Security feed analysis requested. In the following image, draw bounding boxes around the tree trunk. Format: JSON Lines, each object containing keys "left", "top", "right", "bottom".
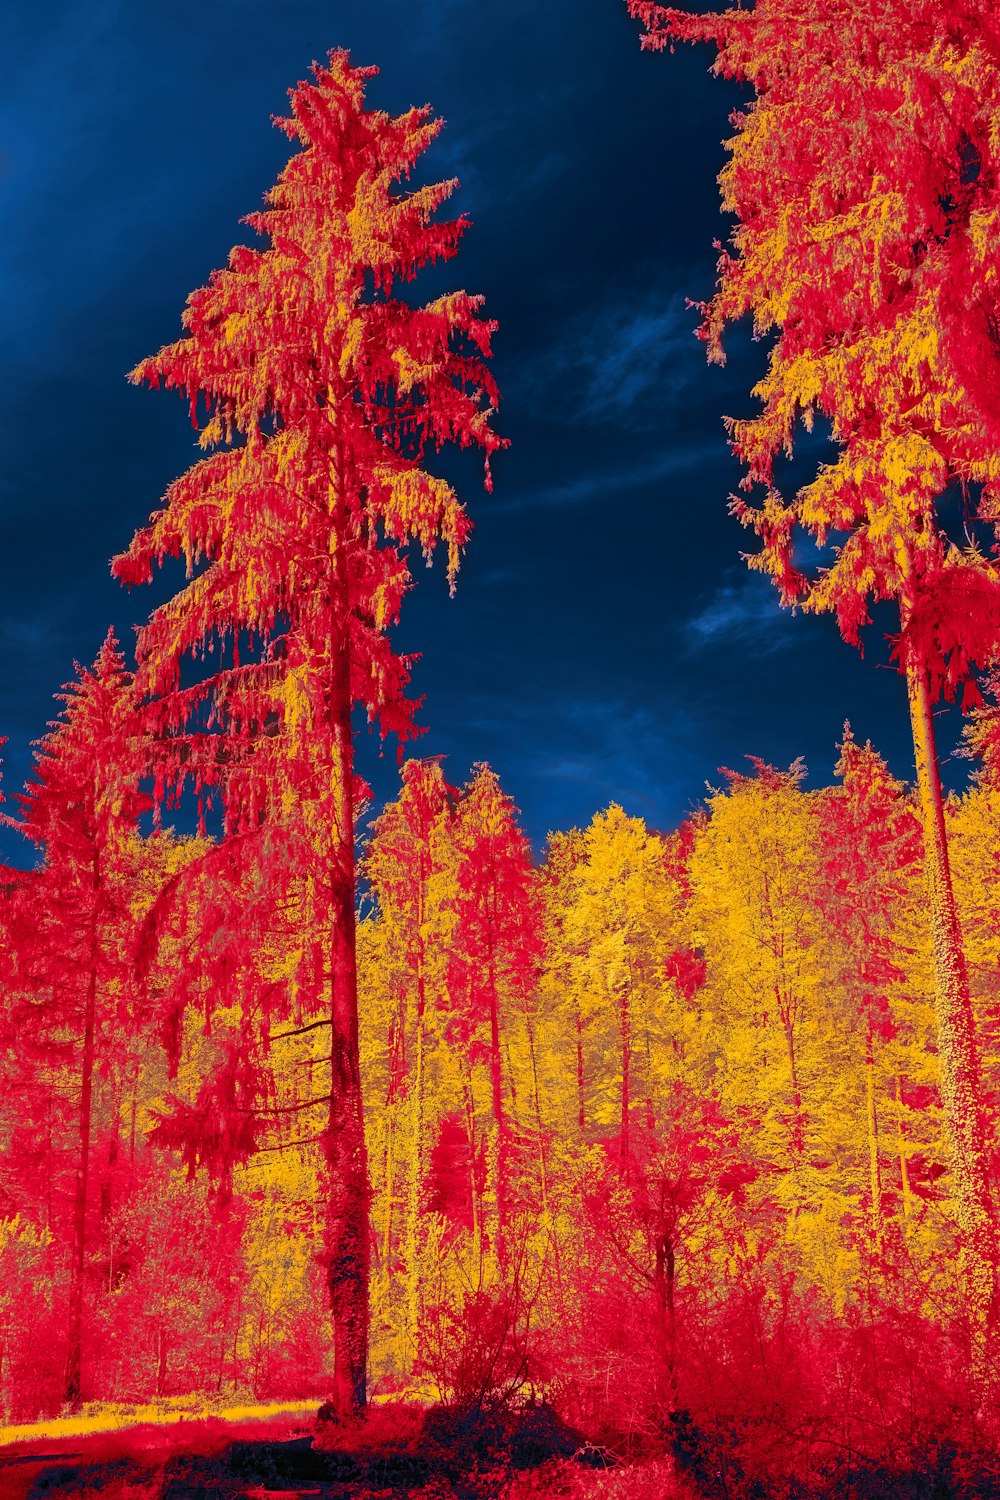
{"left": 323, "top": 616, "right": 369, "bottom": 1419}
{"left": 65, "top": 901, "right": 98, "bottom": 1411}
{"left": 653, "top": 1234, "right": 678, "bottom": 1416}
{"left": 903, "top": 630, "right": 997, "bottom": 1346}
{"left": 575, "top": 995, "right": 586, "bottom": 1138}
{"left": 895, "top": 1075, "right": 913, "bottom": 1234}
{"left": 100, "top": 1086, "right": 121, "bottom": 1227}
{"left": 404, "top": 949, "right": 427, "bottom": 1365}
{"left": 620, "top": 986, "right": 631, "bottom": 1168}
{"left": 780, "top": 1005, "right": 805, "bottom": 1158}
{"left": 464, "top": 1071, "right": 483, "bottom": 1276}
{"left": 129, "top": 1066, "right": 138, "bottom": 1165}
{"left": 865, "top": 1023, "right": 883, "bottom": 1255}
{"left": 525, "top": 1011, "right": 549, "bottom": 1217}
{"left": 380, "top": 996, "right": 404, "bottom": 1324}
{"left": 525, "top": 1009, "right": 561, "bottom": 1288}
{"left": 644, "top": 1022, "right": 656, "bottom": 1133}
{"left": 485, "top": 945, "right": 508, "bottom": 1266}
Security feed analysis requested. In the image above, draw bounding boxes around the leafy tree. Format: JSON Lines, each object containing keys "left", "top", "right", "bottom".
{"left": 539, "top": 829, "right": 589, "bottom": 1141}
{"left": 113, "top": 51, "right": 501, "bottom": 1415}
{"left": 364, "top": 758, "right": 456, "bottom": 1368}
{"left": 689, "top": 763, "right": 825, "bottom": 1196}
{"left": 563, "top": 806, "right": 675, "bottom": 1168}
{"left": 632, "top": 0, "right": 1000, "bottom": 1341}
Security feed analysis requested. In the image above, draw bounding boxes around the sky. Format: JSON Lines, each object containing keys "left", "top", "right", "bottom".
{"left": 0, "top": 0, "right": 973, "bottom": 864}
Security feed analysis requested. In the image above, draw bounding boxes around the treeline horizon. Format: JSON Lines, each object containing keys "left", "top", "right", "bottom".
{"left": 4, "top": 709, "right": 1000, "bottom": 1449}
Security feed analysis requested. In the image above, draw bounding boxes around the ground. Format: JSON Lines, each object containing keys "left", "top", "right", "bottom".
{"left": 0, "top": 1400, "right": 670, "bottom": 1500}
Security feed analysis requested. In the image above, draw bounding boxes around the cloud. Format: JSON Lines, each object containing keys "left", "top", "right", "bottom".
{"left": 448, "top": 689, "right": 708, "bottom": 838}
{"left": 685, "top": 573, "right": 792, "bottom": 652}
{"left": 494, "top": 437, "right": 722, "bottom": 514}
{"left": 521, "top": 290, "right": 700, "bottom": 432}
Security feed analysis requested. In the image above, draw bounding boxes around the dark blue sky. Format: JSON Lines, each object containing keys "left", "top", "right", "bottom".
{"left": 0, "top": 0, "right": 969, "bottom": 864}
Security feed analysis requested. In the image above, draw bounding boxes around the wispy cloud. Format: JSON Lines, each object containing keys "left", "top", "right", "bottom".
{"left": 685, "top": 573, "right": 792, "bottom": 653}
{"left": 493, "top": 437, "right": 722, "bottom": 513}
{"left": 451, "top": 690, "right": 708, "bottom": 837}
{"left": 520, "top": 290, "right": 699, "bottom": 432}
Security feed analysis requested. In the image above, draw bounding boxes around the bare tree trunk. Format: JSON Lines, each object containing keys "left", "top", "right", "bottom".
{"left": 129, "top": 1065, "right": 138, "bottom": 1165}
{"left": 228, "top": 1293, "right": 243, "bottom": 1396}
{"left": 381, "top": 993, "right": 405, "bottom": 1310}
{"left": 895, "top": 1075, "right": 913, "bottom": 1234}
{"left": 65, "top": 898, "right": 98, "bottom": 1411}
{"left": 644, "top": 1021, "right": 656, "bottom": 1133}
{"left": 323, "top": 619, "right": 369, "bottom": 1419}
{"left": 525, "top": 1012, "right": 549, "bottom": 1216}
{"left": 653, "top": 1235, "right": 678, "bottom": 1416}
{"left": 464, "top": 1072, "right": 483, "bottom": 1276}
{"left": 485, "top": 947, "right": 508, "bottom": 1266}
{"left": 903, "top": 619, "right": 997, "bottom": 1348}
{"left": 100, "top": 1076, "right": 121, "bottom": 1228}
{"left": 525, "top": 1010, "right": 561, "bottom": 1288}
{"left": 780, "top": 1007, "right": 805, "bottom": 1157}
{"left": 382, "top": 1109, "right": 395, "bottom": 1273}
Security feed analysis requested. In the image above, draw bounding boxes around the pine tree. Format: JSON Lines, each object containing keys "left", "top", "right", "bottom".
{"left": 633, "top": 0, "right": 1000, "bottom": 1345}
{"left": 448, "top": 765, "right": 542, "bottom": 1266}
{"left": 6, "top": 632, "right": 146, "bottom": 1409}
{"left": 113, "top": 51, "right": 501, "bottom": 1415}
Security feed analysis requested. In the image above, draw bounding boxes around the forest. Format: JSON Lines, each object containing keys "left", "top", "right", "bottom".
{"left": 4, "top": 2, "right": 1000, "bottom": 1498}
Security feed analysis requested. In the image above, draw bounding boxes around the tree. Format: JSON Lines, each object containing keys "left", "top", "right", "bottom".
{"left": 448, "top": 765, "right": 543, "bottom": 1267}
{"left": 563, "top": 806, "right": 674, "bottom": 1169}
{"left": 4, "top": 632, "right": 146, "bottom": 1409}
{"left": 632, "top": 0, "right": 1000, "bottom": 1346}
{"left": 689, "top": 762, "right": 826, "bottom": 1198}
{"left": 814, "top": 730, "right": 923, "bottom": 1252}
{"left": 539, "top": 830, "right": 589, "bottom": 1142}
{"left": 590, "top": 1085, "right": 758, "bottom": 1423}
{"left": 113, "top": 50, "right": 502, "bottom": 1416}
{"left": 364, "top": 757, "right": 456, "bottom": 1368}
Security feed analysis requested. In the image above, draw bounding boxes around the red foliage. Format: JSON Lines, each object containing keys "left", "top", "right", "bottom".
{"left": 663, "top": 947, "right": 706, "bottom": 1001}
{"left": 0, "top": 633, "right": 152, "bottom": 1407}
{"left": 448, "top": 766, "right": 543, "bottom": 1041}
{"left": 815, "top": 727, "right": 922, "bottom": 1015}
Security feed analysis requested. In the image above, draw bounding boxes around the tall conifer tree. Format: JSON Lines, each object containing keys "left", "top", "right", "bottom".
{"left": 449, "top": 765, "right": 542, "bottom": 1265}
{"left": 631, "top": 0, "right": 1000, "bottom": 1347}
{"left": 7, "top": 632, "right": 145, "bottom": 1409}
{"left": 114, "top": 51, "right": 502, "bottom": 1414}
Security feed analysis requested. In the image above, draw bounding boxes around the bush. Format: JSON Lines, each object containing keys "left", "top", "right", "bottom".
{"left": 417, "top": 1281, "right": 535, "bottom": 1416}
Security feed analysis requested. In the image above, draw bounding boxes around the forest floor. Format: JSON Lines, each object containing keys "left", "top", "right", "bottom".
{"left": 0, "top": 1400, "right": 675, "bottom": 1500}
{"left": 4, "top": 1402, "right": 998, "bottom": 1500}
